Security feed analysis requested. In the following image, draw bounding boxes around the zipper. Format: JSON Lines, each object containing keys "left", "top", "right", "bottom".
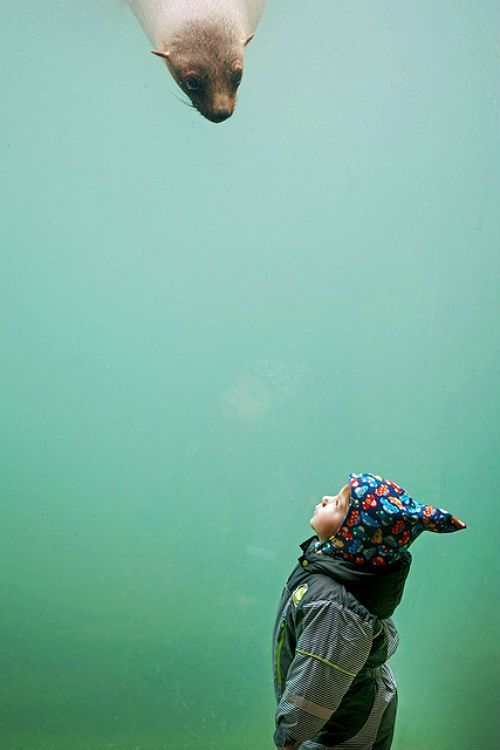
{"left": 276, "top": 619, "right": 286, "bottom": 686}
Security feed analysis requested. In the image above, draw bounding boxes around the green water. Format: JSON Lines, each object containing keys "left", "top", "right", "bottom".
{"left": 1, "top": 1, "right": 499, "bottom": 748}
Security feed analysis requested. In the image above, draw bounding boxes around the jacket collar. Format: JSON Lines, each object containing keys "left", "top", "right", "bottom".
{"left": 296, "top": 536, "right": 411, "bottom": 618}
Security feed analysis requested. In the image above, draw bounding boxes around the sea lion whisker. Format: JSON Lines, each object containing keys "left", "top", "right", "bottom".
{"left": 167, "top": 87, "right": 193, "bottom": 108}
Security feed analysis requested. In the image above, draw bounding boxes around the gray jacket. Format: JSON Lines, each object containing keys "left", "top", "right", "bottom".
{"left": 272, "top": 536, "right": 410, "bottom": 750}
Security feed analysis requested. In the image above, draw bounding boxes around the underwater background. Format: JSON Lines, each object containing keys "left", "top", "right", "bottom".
{"left": 1, "top": 1, "right": 499, "bottom": 748}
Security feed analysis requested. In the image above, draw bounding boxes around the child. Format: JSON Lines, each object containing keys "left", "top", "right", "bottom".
{"left": 272, "top": 472, "right": 466, "bottom": 750}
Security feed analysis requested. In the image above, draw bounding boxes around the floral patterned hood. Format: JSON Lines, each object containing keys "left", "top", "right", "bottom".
{"left": 315, "top": 472, "right": 466, "bottom": 567}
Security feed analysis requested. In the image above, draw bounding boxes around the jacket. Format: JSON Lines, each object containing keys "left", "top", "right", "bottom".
{"left": 272, "top": 536, "right": 411, "bottom": 749}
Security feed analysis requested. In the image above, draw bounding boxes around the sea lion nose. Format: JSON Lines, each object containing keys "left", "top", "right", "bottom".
{"left": 212, "top": 107, "right": 232, "bottom": 122}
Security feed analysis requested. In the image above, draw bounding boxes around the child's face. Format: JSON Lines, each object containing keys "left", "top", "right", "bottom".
{"left": 310, "top": 484, "right": 351, "bottom": 542}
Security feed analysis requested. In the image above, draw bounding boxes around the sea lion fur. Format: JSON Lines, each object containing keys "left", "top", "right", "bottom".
{"left": 127, "top": 0, "right": 266, "bottom": 122}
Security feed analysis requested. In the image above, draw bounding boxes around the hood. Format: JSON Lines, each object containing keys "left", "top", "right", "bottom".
{"left": 316, "top": 472, "right": 466, "bottom": 567}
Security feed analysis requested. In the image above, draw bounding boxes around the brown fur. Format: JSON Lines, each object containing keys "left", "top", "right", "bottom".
{"left": 156, "top": 21, "right": 251, "bottom": 122}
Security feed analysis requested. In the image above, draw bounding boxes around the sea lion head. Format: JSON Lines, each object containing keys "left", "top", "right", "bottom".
{"left": 152, "top": 21, "right": 254, "bottom": 123}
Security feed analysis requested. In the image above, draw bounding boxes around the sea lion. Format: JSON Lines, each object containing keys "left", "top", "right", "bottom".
{"left": 126, "top": 0, "right": 267, "bottom": 123}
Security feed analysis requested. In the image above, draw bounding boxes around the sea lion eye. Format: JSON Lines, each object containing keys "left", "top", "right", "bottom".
{"left": 231, "top": 66, "right": 243, "bottom": 86}
{"left": 184, "top": 75, "right": 202, "bottom": 91}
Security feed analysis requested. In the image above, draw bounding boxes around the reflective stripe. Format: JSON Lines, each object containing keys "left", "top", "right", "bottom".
{"left": 284, "top": 688, "right": 332, "bottom": 720}
{"left": 276, "top": 619, "right": 286, "bottom": 686}
{"left": 296, "top": 648, "right": 357, "bottom": 677}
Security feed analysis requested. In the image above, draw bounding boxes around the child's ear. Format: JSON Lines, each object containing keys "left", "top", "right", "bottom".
{"left": 340, "top": 484, "right": 350, "bottom": 503}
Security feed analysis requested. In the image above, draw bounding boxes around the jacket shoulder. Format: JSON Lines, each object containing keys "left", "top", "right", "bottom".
{"left": 291, "top": 570, "right": 379, "bottom": 627}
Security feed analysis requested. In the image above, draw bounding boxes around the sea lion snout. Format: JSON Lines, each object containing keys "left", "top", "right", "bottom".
{"left": 207, "top": 95, "right": 235, "bottom": 122}
{"left": 195, "top": 93, "right": 235, "bottom": 123}
{"left": 209, "top": 107, "right": 232, "bottom": 123}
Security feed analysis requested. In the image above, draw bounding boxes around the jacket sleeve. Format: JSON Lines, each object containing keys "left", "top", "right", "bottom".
{"left": 274, "top": 598, "right": 374, "bottom": 749}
